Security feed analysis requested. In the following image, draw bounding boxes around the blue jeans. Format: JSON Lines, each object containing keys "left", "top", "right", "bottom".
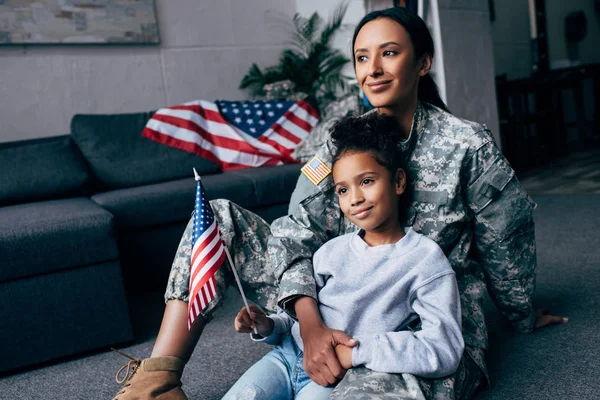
{"left": 222, "top": 334, "right": 335, "bottom": 400}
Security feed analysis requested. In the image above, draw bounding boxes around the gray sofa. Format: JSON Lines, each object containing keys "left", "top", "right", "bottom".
{"left": 0, "top": 111, "right": 302, "bottom": 373}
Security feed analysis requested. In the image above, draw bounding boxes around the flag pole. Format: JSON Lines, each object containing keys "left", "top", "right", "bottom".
{"left": 193, "top": 168, "right": 258, "bottom": 335}
{"left": 223, "top": 246, "right": 258, "bottom": 335}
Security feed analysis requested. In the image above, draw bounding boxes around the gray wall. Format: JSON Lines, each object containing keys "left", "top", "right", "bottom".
{"left": 439, "top": 0, "right": 501, "bottom": 145}
{"left": 491, "top": 0, "right": 531, "bottom": 80}
{"left": 0, "top": 0, "right": 296, "bottom": 143}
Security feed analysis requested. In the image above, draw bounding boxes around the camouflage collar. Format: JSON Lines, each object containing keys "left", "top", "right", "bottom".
{"left": 415, "top": 100, "right": 427, "bottom": 135}
{"left": 399, "top": 101, "right": 426, "bottom": 154}
{"left": 409, "top": 100, "right": 426, "bottom": 139}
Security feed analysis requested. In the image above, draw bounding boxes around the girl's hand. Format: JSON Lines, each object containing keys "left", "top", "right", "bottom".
{"left": 535, "top": 308, "right": 568, "bottom": 330}
{"left": 295, "top": 296, "right": 357, "bottom": 386}
{"left": 300, "top": 323, "right": 358, "bottom": 386}
{"left": 234, "top": 304, "right": 274, "bottom": 337}
{"left": 334, "top": 344, "right": 353, "bottom": 370}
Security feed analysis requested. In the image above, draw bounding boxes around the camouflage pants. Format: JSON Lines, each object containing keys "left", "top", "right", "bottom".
{"left": 164, "top": 199, "right": 484, "bottom": 399}
{"left": 330, "top": 351, "right": 483, "bottom": 400}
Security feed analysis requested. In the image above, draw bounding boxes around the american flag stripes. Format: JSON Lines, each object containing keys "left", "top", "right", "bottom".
{"left": 188, "top": 172, "right": 226, "bottom": 330}
{"left": 142, "top": 99, "right": 319, "bottom": 171}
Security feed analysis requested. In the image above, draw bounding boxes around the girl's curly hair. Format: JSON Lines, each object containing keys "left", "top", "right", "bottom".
{"left": 331, "top": 112, "right": 405, "bottom": 175}
{"left": 330, "top": 112, "right": 412, "bottom": 224}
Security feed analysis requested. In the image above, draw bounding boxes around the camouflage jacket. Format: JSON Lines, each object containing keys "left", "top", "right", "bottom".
{"left": 267, "top": 101, "right": 537, "bottom": 377}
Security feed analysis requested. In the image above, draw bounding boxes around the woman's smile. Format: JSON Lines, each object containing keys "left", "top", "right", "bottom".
{"left": 367, "top": 80, "right": 393, "bottom": 93}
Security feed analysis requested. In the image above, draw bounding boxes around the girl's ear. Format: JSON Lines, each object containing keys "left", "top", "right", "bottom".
{"left": 395, "top": 168, "right": 407, "bottom": 195}
{"left": 418, "top": 54, "right": 432, "bottom": 77}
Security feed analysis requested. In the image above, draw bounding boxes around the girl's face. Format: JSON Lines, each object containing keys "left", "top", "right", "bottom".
{"left": 353, "top": 18, "right": 430, "bottom": 114}
{"left": 333, "top": 151, "right": 405, "bottom": 234}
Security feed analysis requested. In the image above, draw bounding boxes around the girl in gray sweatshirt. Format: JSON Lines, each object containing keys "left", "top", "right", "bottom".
{"left": 224, "top": 114, "right": 464, "bottom": 400}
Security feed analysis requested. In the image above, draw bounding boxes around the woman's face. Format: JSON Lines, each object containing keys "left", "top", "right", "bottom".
{"left": 353, "top": 18, "right": 428, "bottom": 114}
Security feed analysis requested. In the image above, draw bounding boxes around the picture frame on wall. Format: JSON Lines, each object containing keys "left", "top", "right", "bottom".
{"left": 0, "top": 0, "right": 159, "bottom": 45}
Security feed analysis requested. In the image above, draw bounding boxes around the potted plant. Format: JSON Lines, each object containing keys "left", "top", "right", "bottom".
{"left": 239, "top": 2, "right": 352, "bottom": 110}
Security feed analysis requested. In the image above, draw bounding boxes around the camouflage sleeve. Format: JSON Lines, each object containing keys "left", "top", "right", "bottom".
{"left": 268, "top": 139, "right": 343, "bottom": 317}
{"left": 464, "top": 137, "right": 537, "bottom": 333}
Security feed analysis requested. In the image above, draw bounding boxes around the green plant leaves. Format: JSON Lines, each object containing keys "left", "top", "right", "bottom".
{"left": 239, "top": 1, "right": 352, "bottom": 109}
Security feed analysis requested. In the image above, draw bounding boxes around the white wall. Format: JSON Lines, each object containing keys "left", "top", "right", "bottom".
{"left": 0, "top": 0, "right": 296, "bottom": 143}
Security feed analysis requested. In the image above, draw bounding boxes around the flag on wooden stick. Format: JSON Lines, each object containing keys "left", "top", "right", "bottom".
{"left": 187, "top": 169, "right": 226, "bottom": 330}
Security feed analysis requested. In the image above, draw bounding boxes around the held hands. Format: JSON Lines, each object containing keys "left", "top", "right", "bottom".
{"left": 300, "top": 322, "right": 358, "bottom": 387}
{"left": 234, "top": 304, "right": 274, "bottom": 338}
{"left": 334, "top": 344, "right": 353, "bottom": 370}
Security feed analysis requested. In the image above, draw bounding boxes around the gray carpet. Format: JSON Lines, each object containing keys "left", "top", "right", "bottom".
{"left": 476, "top": 195, "right": 600, "bottom": 400}
{"left": 1, "top": 194, "right": 598, "bottom": 400}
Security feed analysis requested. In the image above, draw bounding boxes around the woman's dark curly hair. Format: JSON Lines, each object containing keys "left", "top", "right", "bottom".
{"left": 330, "top": 112, "right": 413, "bottom": 224}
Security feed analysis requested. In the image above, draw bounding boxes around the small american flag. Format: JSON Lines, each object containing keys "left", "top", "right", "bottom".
{"left": 142, "top": 99, "right": 319, "bottom": 171}
{"left": 188, "top": 172, "right": 226, "bottom": 330}
{"left": 301, "top": 156, "right": 331, "bottom": 186}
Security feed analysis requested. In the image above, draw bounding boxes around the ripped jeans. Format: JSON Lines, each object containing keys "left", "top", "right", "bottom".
{"left": 222, "top": 334, "right": 334, "bottom": 400}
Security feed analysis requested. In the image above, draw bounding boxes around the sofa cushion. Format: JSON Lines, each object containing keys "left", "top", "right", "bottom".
{"left": 71, "top": 112, "right": 220, "bottom": 190}
{"left": 0, "top": 136, "right": 92, "bottom": 207}
{"left": 229, "top": 164, "right": 302, "bottom": 207}
{"left": 0, "top": 198, "right": 118, "bottom": 282}
{"left": 0, "top": 260, "right": 133, "bottom": 373}
{"left": 91, "top": 173, "right": 257, "bottom": 229}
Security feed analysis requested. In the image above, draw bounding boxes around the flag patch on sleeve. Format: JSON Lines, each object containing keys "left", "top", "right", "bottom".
{"left": 301, "top": 156, "right": 331, "bottom": 186}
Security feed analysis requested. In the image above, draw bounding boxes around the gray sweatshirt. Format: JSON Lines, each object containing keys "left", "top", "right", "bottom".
{"left": 255, "top": 228, "right": 464, "bottom": 378}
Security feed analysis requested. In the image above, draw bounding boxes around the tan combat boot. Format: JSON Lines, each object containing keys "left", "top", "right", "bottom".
{"left": 112, "top": 349, "right": 188, "bottom": 400}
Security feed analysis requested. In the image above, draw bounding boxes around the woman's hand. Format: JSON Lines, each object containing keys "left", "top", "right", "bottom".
{"left": 234, "top": 304, "right": 273, "bottom": 338}
{"left": 334, "top": 344, "right": 353, "bottom": 370}
{"left": 295, "top": 297, "right": 357, "bottom": 386}
{"left": 300, "top": 323, "right": 357, "bottom": 386}
{"left": 535, "top": 308, "right": 568, "bottom": 330}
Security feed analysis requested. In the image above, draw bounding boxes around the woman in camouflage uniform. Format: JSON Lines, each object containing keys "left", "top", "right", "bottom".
{"left": 113, "top": 7, "right": 566, "bottom": 400}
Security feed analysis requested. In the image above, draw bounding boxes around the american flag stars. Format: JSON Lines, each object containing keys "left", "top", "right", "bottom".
{"left": 215, "top": 100, "right": 298, "bottom": 139}
{"left": 191, "top": 183, "right": 215, "bottom": 244}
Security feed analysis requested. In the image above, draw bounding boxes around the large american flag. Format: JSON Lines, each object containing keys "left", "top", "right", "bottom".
{"left": 187, "top": 173, "right": 226, "bottom": 330}
{"left": 142, "top": 99, "right": 320, "bottom": 171}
